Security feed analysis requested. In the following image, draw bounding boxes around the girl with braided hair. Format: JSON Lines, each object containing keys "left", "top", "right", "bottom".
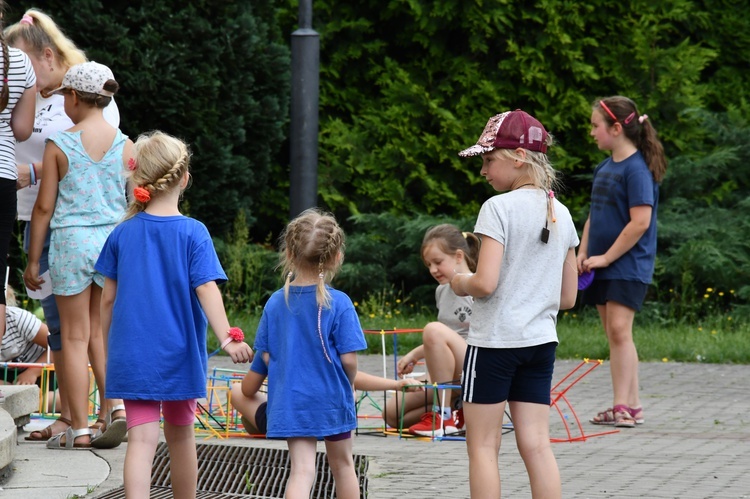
{"left": 95, "top": 130, "right": 252, "bottom": 497}
{"left": 254, "top": 208, "right": 367, "bottom": 499}
{"left": 24, "top": 61, "right": 130, "bottom": 451}
{"left": 0, "top": 0, "right": 36, "bottom": 358}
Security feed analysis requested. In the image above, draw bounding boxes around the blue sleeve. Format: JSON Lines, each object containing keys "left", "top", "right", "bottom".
{"left": 189, "top": 222, "right": 227, "bottom": 288}
{"left": 253, "top": 308, "right": 269, "bottom": 353}
{"left": 626, "top": 164, "right": 655, "bottom": 208}
{"left": 331, "top": 293, "right": 367, "bottom": 355}
{"left": 95, "top": 228, "right": 119, "bottom": 280}
{"left": 250, "top": 353, "right": 268, "bottom": 376}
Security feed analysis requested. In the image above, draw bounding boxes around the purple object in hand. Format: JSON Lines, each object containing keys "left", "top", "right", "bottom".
{"left": 578, "top": 270, "right": 595, "bottom": 290}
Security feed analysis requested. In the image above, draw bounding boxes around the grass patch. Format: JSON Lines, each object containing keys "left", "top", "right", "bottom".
{"left": 219, "top": 304, "right": 749, "bottom": 365}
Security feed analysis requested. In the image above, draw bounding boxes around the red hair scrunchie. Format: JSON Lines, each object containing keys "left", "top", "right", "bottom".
{"left": 133, "top": 186, "right": 151, "bottom": 202}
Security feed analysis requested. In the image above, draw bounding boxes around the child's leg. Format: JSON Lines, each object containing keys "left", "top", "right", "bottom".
{"left": 56, "top": 288, "right": 94, "bottom": 444}
{"left": 382, "top": 388, "right": 432, "bottom": 429}
{"left": 422, "top": 321, "right": 467, "bottom": 411}
{"left": 510, "top": 401, "right": 561, "bottom": 499}
{"left": 463, "top": 401, "right": 505, "bottom": 499}
{"left": 162, "top": 400, "right": 198, "bottom": 499}
{"left": 86, "top": 284, "right": 108, "bottom": 424}
{"left": 163, "top": 422, "right": 197, "bottom": 499}
{"left": 229, "top": 383, "right": 266, "bottom": 433}
{"left": 597, "top": 302, "right": 640, "bottom": 408}
{"left": 124, "top": 421, "right": 160, "bottom": 498}
{"left": 286, "top": 437, "right": 318, "bottom": 499}
{"left": 323, "top": 435, "right": 359, "bottom": 499}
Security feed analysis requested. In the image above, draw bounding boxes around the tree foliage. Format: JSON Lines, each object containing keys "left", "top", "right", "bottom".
{"left": 5, "top": 1, "right": 750, "bottom": 313}
{"left": 8, "top": 0, "right": 290, "bottom": 237}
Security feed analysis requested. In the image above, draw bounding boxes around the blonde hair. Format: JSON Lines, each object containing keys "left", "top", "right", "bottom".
{"left": 4, "top": 8, "right": 87, "bottom": 74}
{"left": 124, "top": 131, "right": 191, "bottom": 220}
{"left": 279, "top": 208, "right": 345, "bottom": 309}
{"left": 490, "top": 144, "right": 559, "bottom": 194}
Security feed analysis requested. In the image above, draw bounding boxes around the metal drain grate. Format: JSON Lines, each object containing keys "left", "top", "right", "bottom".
{"left": 95, "top": 442, "right": 369, "bottom": 498}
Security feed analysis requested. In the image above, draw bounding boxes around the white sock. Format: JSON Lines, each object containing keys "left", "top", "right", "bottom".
{"left": 441, "top": 407, "right": 452, "bottom": 420}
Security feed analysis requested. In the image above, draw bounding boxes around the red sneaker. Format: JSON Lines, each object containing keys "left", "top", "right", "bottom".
{"left": 454, "top": 408, "right": 465, "bottom": 431}
{"left": 408, "top": 411, "right": 458, "bottom": 437}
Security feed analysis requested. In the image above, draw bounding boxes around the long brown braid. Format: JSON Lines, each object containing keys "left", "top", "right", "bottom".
{"left": 279, "top": 208, "right": 345, "bottom": 309}
{"left": 0, "top": 32, "right": 10, "bottom": 112}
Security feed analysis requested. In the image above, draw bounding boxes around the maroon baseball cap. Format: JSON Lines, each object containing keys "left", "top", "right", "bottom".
{"left": 458, "top": 110, "right": 550, "bottom": 157}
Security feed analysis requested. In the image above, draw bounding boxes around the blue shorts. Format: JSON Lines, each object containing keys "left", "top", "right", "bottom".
{"left": 581, "top": 279, "right": 649, "bottom": 312}
{"left": 461, "top": 343, "right": 557, "bottom": 405}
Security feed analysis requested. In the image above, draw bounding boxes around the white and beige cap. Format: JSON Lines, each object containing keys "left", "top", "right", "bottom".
{"left": 50, "top": 61, "right": 116, "bottom": 97}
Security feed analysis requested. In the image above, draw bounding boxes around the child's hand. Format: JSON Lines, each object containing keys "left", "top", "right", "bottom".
{"left": 395, "top": 378, "right": 424, "bottom": 392}
{"left": 23, "top": 262, "right": 43, "bottom": 291}
{"left": 397, "top": 355, "right": 415, "bottom": 376}
{"left": 224, "top": 341, "right": 253, "bottom": 364}
{"left": 15, "top": 370, "right": 39, "bottom": 385}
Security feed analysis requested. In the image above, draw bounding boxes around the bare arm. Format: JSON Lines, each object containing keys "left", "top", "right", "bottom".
{"left": 396, "top": 344, "right": 424, "bottom": 375}
{"left": 10, "top": 86, "right": 35, "bottom": 141}
{"left": 340, "top": 352, "right": 358, "bottom": 386}
{"left": 195, "top": 280, "right": 253, "bottom": 363}
{"left": 354, "top": 372, "right": 423, "bottom": 392}
{"left": 560, "top": 248, "right": 578, "bottom": 310}
{"left": 23, "top": 143, "right": 62, "bottom": 290}
{"left": 576, "top": 215, "right": 590, "bottom": 273}
{"left": 451, "top": 235, "right": 504, "bottom": 298}
{"left": 582, "top": 205, "right": 652, "bottom": 271}
{"left": 241, "top": 369, "right": 266, "bottom": 397}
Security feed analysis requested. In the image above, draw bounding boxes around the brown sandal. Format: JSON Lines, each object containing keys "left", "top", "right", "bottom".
{"left": 25, "top": 416, "right": 72, "bottom": 442}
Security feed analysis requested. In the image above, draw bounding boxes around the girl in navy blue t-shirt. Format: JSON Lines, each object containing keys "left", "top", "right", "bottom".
{"left": 578, "top": 96, "right": 667, "bottom": 428}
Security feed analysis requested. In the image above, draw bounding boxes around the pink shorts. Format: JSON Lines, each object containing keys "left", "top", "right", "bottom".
{"left": 124, "top": 399, "right": 197, "bottom": 430}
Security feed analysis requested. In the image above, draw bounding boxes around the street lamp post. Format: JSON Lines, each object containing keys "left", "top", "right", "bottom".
{"left": 289, "top": 0, "right": 320, "bottom": 218}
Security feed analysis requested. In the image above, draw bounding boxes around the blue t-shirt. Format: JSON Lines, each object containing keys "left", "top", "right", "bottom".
{"left": 253, "top": 285, "right": 367, "bottom": 438}
{"left": 587, "top": 151, "right": 659, "bottom": 283}
{"left": 95, "top": 213, "right": 227, "bottom": 400}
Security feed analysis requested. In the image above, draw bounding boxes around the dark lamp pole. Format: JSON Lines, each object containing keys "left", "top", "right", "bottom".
{"left": 289, "top": 0, "right": 320, "bottom": 218}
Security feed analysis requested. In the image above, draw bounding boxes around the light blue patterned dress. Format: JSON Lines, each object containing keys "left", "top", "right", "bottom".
{"left": 48, "top": 129, "right": 127, "bottom": 296}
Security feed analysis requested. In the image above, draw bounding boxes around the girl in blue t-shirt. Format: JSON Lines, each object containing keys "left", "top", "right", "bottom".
{"left": 578, "top": 96, "right": 667, "bottom": 428}
{"left": 254, "top": 208, "right": 367, "bottom": 499}
{"left": 94, "top": 131, "right": 252, "bottom": 498}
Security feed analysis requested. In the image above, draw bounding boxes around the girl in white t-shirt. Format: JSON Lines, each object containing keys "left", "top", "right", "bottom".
{"left": 452, "top": 110, "right": 579, "bottom": 498}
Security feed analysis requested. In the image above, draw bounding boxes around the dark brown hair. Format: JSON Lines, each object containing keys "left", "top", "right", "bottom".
{"left": 0, "top": 1, "right": 9, "bottom": 112}
{"left": 421, "top": 224, "right": 480, "bottom": 273}
{"left": 594, "top": 96, "right": 667, "bottom": 183}
{"left": 72, "top": 79, "right": 118, "bottom": 108}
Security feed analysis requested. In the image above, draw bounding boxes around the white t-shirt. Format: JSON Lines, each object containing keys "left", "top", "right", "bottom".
{"left": 1, "top": 306, "right": 44, "bottom": 363}
{"left": 0, "top": 47, "right": 36, "bottom": 181}
{"left": 16, "top": 93, "right": 120, "bottom": 221}
{"left": 469, "top": 189, "right": 579, "bottom": 348}
{"left": 435, "top": 283, "right": 472, "bottom": 338}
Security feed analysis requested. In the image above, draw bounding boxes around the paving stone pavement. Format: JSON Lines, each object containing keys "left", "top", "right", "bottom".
{"left": 211, "top": 354, "right": 750, "bottom": 499}
{"left": 7, "top": 354, "right": 750, "bottom": 498}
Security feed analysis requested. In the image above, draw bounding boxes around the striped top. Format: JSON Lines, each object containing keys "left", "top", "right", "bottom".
{"left": 0, "top": 47, "right": 37, "bottom": 181}
{"left": 1, "top": 306, "right": 44, "bottom": 364}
